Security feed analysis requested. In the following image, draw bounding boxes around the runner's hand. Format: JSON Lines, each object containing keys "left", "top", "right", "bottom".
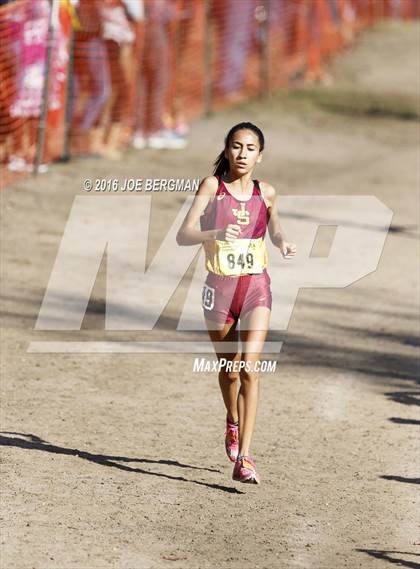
{"left": 280, "top": 241, "right": 296, "bottom": 259}
{"left": 217, "top": 224, "right": 241, "bottom": 242}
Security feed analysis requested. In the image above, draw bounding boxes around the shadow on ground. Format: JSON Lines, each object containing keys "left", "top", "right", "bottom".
{"left": 357, "top": 549, "right": 420, "bottom": 568}
{"left": 0, "top": 432, "right": 243, "bottom": 495}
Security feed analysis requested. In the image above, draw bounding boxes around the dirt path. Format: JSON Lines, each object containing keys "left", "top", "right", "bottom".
{"left": 1, "top": 23, "right": 419, "bottom": 569}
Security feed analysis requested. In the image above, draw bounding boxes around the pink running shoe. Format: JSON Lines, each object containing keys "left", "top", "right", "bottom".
{"left": 225, "top": 417, "right": 239, "bottom": 462}
{"left": 232, "top": 455, "right": 261, "bottom": 484}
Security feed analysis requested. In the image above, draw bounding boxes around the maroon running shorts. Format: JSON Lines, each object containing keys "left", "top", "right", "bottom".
{"left": 202, "top": 271, "right": 272, "bottom": 325}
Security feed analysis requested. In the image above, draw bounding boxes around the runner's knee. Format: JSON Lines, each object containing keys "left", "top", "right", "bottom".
{"left": 239, "top": 368, "right": 260, "bottom": 384}
{"left": 219, "top": 369, "right": 239, "bottom": 382}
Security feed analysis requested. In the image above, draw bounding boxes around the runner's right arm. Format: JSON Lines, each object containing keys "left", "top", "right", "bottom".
{"left": 176, "top": 176, "right": 240, "bottom": 245}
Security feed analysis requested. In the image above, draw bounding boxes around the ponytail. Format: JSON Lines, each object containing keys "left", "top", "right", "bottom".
{"left": 213, "top": 150, "right": 230, "bottom": 177}
{"left": 212, "top": 122, "right": 265, "bottom": 178}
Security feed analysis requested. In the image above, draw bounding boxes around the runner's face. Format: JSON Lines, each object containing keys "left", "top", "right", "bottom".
{"left": 225, "top": 130, "right": 262, "bottom": 176}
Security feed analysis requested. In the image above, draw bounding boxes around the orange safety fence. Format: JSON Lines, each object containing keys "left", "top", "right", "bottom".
{"left": 1, "top": 0, "right": 419, "bottom": 188}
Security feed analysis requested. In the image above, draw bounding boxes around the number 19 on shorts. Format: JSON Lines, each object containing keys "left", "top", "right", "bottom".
{"left": 202, "top": 284, "right": 215, "bottom": 310}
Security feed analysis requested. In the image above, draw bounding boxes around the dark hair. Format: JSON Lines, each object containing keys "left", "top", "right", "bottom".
{"left": 213, "top": 122, "right": 265, "bottom": 177}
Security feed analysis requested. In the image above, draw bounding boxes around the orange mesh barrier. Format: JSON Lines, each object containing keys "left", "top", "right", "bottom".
{"left": 1, "top": 0, "right": 418, "bottom": 188}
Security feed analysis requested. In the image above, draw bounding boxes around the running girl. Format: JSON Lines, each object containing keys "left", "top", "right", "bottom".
{"left": 176, "top": 122, "right": 296, "bottom": 484}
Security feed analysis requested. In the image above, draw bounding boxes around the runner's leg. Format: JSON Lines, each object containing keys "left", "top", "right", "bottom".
{"left": 237, "top": 306, "right": 270, "bottom": 457}
{"left": 205, "top": 318, "right": 240, "bottom": 423}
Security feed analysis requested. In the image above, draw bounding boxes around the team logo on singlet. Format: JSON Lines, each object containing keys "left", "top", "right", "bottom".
{"left": 217, "top": 193, "right": 226, "bottom": 201}
{"left": 232, "top": 202, "right": 250, "bottom": 225}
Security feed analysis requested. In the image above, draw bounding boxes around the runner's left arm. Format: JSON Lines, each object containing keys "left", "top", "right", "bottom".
{"left": 262, "top": 182, "right": 297, "bottom": 259}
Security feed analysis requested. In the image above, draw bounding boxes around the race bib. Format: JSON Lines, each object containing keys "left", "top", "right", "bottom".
{"left": 217, "top": 238, "right": 265, "bottom": 276}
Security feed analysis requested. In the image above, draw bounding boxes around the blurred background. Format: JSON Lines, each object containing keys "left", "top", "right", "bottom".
{"left": 1, "top": 0, "right": 419, "bottom": 186}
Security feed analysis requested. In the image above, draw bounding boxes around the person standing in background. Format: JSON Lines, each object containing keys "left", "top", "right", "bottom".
{"left": 212, "top": 0, "right": 257, "bottom": 104}
{"left": 100, "top": 0, "right": 136, "bottom": 159}
{"left": 71, "top": 0, "right": 111, "bottom": 155}
{"left": 132, "top": 0, "right": 187, "bottom": 150}
{"left": 8, "top": 0, "right": 50, "bottom": 172}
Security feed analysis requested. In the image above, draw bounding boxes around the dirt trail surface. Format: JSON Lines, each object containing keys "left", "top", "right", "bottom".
{"left": 1, "top": 22, "right": 419, "bottom": 569}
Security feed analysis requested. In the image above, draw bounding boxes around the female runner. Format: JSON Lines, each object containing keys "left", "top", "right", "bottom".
{"left": 176, "top": 122, "right": 296, "bottom": 484}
